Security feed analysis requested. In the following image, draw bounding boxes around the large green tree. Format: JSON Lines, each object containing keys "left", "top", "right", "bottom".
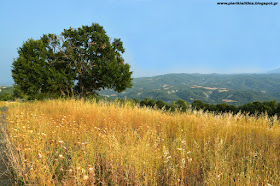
{"left": 12, "top": 23, "right": 133, "bottom": 99}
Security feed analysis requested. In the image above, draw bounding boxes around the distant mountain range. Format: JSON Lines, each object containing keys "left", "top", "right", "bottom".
{"left": 1, "top": 69, "right": 280, "bottom": 105}
{"left": 100, "top": 73, "right": 280, "bottom": 106}
{"left": 268, "top": 68, "right": 280, "bottom": 74}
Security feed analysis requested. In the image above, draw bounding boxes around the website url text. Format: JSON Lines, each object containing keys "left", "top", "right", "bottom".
{"left": 217, "top": 2, "right": 278, "bottom": 5}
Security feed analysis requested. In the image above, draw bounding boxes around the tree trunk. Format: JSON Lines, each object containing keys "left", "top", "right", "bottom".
{"left": 59, "top": 88, "right": 66, "bottom": 97}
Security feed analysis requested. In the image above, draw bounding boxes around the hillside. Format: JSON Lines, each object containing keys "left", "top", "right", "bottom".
{"left": 100, "top": 73, "right": 280, "bottom": 106}
{"left": 0, "top": 86, "right": 13, "bottom": 95}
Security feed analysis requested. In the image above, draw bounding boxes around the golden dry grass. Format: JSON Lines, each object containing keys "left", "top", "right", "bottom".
{"left": 0, "top": 101, "right": 18, "bottom": 107}
{"left": 2, "top": 99, "right": 280, "bottom": 185}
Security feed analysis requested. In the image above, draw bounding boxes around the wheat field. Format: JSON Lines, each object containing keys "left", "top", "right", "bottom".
{"left": 1, "top": 99, "right": 280, "bottom": 185}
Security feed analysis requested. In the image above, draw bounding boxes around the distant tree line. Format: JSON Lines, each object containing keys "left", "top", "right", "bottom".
{"left": 132, "top": 98, "right": 280, "bottom": 116}
{"left": 135, "top": 98, "right": 189, "bottom": 112}
{"left": 0, "top": 93, "right": 14, "bottom": 101}
{"left": 192, "top": 100, "right": 280, "bottom": 116}
{"left": 0, "top": 87, "right": 14, "bottom": 101}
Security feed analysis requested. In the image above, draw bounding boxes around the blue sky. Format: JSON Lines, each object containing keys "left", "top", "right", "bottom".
{"left": 0, "top": 0, "right": 279, "bottom": 84}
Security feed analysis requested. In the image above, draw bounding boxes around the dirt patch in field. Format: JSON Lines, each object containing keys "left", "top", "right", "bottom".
{"left": 0, "top": 110, "right": 13, "bottom": 185}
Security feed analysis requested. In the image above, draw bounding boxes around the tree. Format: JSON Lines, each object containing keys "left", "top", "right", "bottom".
{"left": 60, "top": 24, "right": 132, "bottom": 97}
{"left": 12, "top": 23, "right": 133, "bottom": 99}
{"left": 277, "top": 103, "right": 280, "bottom": 116}
{"left": 216, "top": 103, "right": 229, "bottom": 113}
{"left": 175, "top": 99, "right": 189, "bottom": 112}
{"left": 228, "top": 105, "right": 238, "bottom": 114}
{"left": 12, "top": 38, "right": 74, "bottom": 99}
{"left": 264, "top": 100, "right": 278, "bottom": 116}
{"left": 140, "top": 98, "right": 156, "bottom": 108}
{"left": 133, "top": 98, "right": 140, "bottom": 104}
{"left": 156, "top": 100, "right": 167, "bottom": 110}
{"left": 192, "top": 100, "right": 206, "bottom": 110}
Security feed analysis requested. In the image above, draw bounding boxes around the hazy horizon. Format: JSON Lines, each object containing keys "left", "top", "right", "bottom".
{"left": 1, "top": 70, "right": 280, "bottom": 86}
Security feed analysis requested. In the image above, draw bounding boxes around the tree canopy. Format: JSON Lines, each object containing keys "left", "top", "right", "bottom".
{"left": 12, "top": 23, "right": 133, "bottom": 99}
